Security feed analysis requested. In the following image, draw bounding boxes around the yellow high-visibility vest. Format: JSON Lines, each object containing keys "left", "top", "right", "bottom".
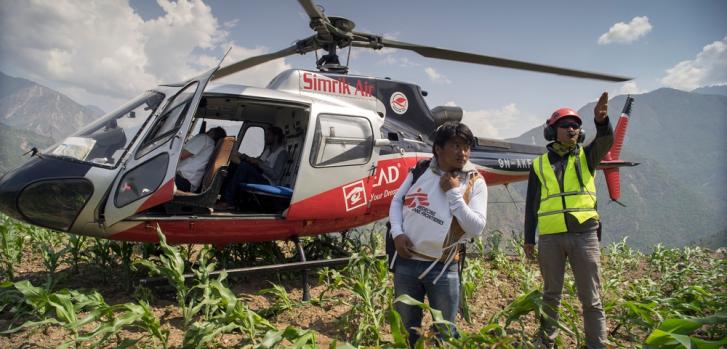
{"left": 533, "top": 147, "right": 599, "bottom": 234}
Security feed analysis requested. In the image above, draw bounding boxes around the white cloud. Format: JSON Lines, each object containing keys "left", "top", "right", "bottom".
{"left": 598, "top": 16, "right": 652, "bottom": 45}
{"left": 0, "top": 0, "right": 290, "bottom": 111}
{"left": 461, "top": 103, "right": 540, "bottom": 139}
{"left": 619, "top": 81, "right": 643, "bottom": 95}
{"left": 424, "top": 67, "right": 451, "bottom": 84}
{"left": 661, "top": 36, "right": 727, "bottom": 90}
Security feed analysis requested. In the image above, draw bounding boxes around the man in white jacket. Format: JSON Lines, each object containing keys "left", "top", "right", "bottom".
{"left": 389, "top": 122, "right": 488, "bottom": 345}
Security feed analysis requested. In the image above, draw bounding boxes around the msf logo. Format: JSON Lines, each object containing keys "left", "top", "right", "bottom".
{"left": 403, "top": 188, "right": 429, "bottom": 208}
{"left": 343, "top": 180, "right": 368, "bottom": 212}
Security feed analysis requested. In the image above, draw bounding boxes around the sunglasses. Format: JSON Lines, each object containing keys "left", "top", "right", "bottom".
{"left": 556, "top": 122, "right": 581, "bottom": 129}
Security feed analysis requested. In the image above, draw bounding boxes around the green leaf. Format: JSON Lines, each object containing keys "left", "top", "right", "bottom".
{"left": 659, "top": 318, "right": 703, "bottom": 335}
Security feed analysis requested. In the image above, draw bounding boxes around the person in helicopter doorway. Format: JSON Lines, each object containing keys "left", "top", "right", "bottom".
{"left": 218, "top": 126, "right": 289, "bottom": 210}
{"left": 175, "top": 127, "right": 227, "bottom": 192}
{"left": 388, "top": 122, "right": 488, "bottom": 346}
{"left": 524, "top": 92, "right": 613, "bottom": 349}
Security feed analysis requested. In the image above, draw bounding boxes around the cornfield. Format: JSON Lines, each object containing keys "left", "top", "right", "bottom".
{"left": 0, "top": 214, "right": 725, "bottom": 348}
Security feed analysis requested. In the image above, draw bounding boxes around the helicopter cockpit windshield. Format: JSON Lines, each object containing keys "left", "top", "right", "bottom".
{"left": 47, "top": 91, "right": 165, "bottom": 167}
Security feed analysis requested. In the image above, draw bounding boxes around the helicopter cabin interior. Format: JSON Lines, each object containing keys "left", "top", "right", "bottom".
{"left": 159, "top": 94, "right": 309, "bottom": 216}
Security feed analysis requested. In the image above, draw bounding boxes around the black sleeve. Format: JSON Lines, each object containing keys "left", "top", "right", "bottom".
{"left": 584, "top": 116, "right": 614, "bottom": 173}
{"left": 524, "top": 168, "right": 540, "bottom": 244}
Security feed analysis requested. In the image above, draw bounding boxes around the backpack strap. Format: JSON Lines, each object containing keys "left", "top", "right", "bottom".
{"left": 411, "top": 159, "right": 431, "bottom": 185}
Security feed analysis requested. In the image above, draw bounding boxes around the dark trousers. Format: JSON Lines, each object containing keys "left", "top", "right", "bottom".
{"left": 538, "top": 231, "right": 606, "bottom": 349}
{"left": 175, "top": 175, "right": 192, "bottom": 192}
{"left": 221, "top": 161, "right": 269, "bottom": 204}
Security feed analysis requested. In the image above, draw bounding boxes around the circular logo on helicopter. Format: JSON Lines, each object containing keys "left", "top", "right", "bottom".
{"left": 390, "top": 92, "right": 408, "bottom": 115}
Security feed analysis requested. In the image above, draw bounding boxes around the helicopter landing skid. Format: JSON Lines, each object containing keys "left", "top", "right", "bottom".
{"left": 139, "top": 246, "right": 385, "bottom": 301}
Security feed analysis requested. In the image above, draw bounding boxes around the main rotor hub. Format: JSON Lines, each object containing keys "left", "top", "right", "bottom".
{"left": 328, "top": 16, "right": 355, "bottom": 33}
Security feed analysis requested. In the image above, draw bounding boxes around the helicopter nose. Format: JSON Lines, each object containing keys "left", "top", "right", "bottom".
{"left": 0, "top": 168, "right": 24, "bottom": 222}
{"left": 0, "top": 157, "right": 95, "bottom": 231}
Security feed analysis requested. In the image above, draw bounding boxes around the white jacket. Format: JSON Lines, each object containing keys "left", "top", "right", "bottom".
{"left": 389, "top": 159, "right": 488, "bottom": 262}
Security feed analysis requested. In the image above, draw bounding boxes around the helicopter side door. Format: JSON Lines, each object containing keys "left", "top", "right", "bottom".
{"left": 285, "top": 104, "right": 385, "bottom": 220}
{"left": 101, "top": 68, "right": 216, "bottom": 227}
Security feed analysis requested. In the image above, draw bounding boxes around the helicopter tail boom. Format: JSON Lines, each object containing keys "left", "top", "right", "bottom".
{"left": 600, "top": 95, "right": 635, "bottom": 202}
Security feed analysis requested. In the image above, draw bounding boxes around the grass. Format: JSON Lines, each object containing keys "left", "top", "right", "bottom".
{"left": 0, "top": 214, "right": 725, "bottom": 348}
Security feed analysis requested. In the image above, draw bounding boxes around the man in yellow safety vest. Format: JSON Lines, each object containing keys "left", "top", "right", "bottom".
{"left": 524, "top": 92, "right": 613, "bottom": 349}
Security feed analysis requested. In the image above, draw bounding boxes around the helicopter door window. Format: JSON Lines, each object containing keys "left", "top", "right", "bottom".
{"left": 136, "top": 82, "right": 199, "bottom": 158}
{"left": 238, "top": 126, "right": 265, "bottom": 158}
{"left": 48, "top": 91, "right": 164, "bottom": 168}
{"left": 310, "top": 114, "right": 373, "bottom": 167}
{"left": 114, "top": 153, "right": 170, "bottom": 207}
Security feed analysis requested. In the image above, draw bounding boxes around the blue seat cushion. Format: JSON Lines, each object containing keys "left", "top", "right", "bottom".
{"left": 240, "top": 183, "right": 293, "bottom": 198}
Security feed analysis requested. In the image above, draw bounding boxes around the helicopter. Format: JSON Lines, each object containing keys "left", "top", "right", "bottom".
{"left": 0, "top": 0, "right": 636, "bottom": 247}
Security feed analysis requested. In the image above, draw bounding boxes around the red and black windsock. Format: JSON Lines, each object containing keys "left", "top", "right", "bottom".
{"left": 598, "top": 96, "right": 638, "bottom": 205}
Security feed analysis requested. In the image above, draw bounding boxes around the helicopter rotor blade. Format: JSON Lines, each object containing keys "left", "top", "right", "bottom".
{"left": 298, "top": 0, "right": 332, "bottom": 42}
{"left": 212, "top": 41, "right": 315, "bottom": 80}
{"left": 353, "top": 36, "right": 631, "bottom": 82}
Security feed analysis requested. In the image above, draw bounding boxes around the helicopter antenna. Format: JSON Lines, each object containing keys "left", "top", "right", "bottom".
{"left": 345, "top": 44, "right": 352, "bottom": 68}
{"left": 217, "top": 47, "right": 232, "bottom": 68}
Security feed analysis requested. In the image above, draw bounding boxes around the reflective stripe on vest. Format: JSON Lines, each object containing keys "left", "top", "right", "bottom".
{"left": 533, "top": 147, "right": 599, "bottom": 234}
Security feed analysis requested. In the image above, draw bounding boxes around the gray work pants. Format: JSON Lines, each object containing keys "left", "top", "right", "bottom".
{"left": 537, "top": 231, "right": 606, "bottom": 349}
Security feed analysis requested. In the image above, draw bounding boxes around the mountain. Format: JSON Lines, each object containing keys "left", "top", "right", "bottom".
{"left": 0, "top": 72, "right": 107, "bottom": 173}
{"left": 692, "top": 84, "right": 727, "bottom": 97}
{"left": 495, "top": 88, "right": 727, "bottom": 250}
{"left": 0, "top": 72, "right": 100, "bottom": 141}
{"left": 0, "top": 123, "right": 53, "bottom": 174}
{"left": 84, "top": 104, "right": 106, "bottom": 117}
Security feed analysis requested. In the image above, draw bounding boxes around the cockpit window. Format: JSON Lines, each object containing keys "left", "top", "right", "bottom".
{"left": 136, "top": 82, "right": 199, "bottom": 158}
{"left": 48, "top": 91, "right": 164, "bottom": 167}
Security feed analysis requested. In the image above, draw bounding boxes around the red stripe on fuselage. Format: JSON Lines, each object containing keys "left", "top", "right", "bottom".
{"left": 109, "top": 156, "right": 531, "bottom": 244}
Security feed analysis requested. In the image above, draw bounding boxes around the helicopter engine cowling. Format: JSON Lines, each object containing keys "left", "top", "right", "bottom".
{"left": 431, "top": 106, "right": 463, "bottom": 127}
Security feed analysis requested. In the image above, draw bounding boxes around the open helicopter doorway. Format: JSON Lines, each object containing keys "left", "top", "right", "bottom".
{"left": 159, "top": 94, "right": 310, "bottom": 217}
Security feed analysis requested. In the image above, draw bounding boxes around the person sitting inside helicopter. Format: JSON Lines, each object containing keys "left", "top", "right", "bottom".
{"left": 217, "top": 126, "right": 289, "bottom": 210}
{"left": 175, "top": 127, "right": 227, "bottom": 192}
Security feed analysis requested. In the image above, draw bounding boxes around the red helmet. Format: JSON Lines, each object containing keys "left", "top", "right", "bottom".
{"left": 547, "top": 108, "right": 582, "bottom": 126}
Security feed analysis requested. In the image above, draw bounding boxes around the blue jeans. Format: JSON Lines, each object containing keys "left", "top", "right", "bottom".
{"left": 393, "top": 257, "right": 460, "bottom": 346}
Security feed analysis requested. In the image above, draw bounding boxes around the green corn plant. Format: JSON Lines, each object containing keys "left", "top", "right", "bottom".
{"left": 206, "top": 276, "right": 277, "bottom": 346}
{"left": 89, "top": 237, "right": 119, "bottom": 272}
{"left": 394, "top": 294, "right": 456, "bottom": 347}
{"left": 460, "top": 257, "right": 485, "bottom": 323}
{"left": 183, "top": 320, "right": 239, "bottom": 349}
{"left": 65, "top": 234, "right": 87, "bottom": 273}
{"left": 256, "top": 326, "right": 320, "bottom": 349}
{"left": 0, "top": 218, "right": 25, "bottom": 280}
{"left": 78, "top": 300, "right": 168, "bottom": 348}
{"left": 189, "top": 244, "right": 223, "bottom": 322}
{"left": 258, "top": 282, "right": 297, "bottom": 317}
{"left": 134, "top": 226, "right": 195, "bottom": 327}
{"left": 484, "top": 230, "right": 508, "bottom": 270}
{"left": 644, "top": 311, "right": 727, "bottom": 349}
{"left": 0, "top": 280, "right": 33, "bottom": 328}
{"left": 439, "top": 323, "right": 521, "bottom": 349}
{"left": 319, "top": 249, "right": 391, "bottom": 346}
{"left": 111, "top": 241, "right": 136, "bottom": 287}
{"left": 3, "top": 280, "right": 115, "bottom": 347}
{"left": 490, "top": 289, "right": 573, "bottom": 340}
{"left": 29, "top": 229, "right": 69, "bottom": 288}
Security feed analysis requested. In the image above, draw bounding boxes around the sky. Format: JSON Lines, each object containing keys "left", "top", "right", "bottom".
{"left": 1, "top": 0, "right": 725, "bottom": 139}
